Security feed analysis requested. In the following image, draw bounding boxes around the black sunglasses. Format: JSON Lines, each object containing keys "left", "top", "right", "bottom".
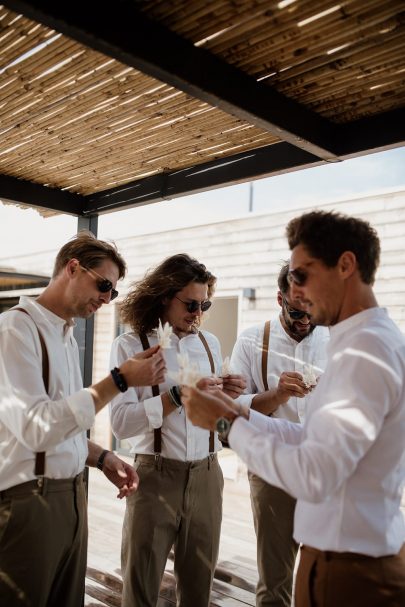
{"left": 287, "top": 268, "right": 308, "bottom": 287}
{"left": 282, "top": 296, "right": 310, "bottom": 320}
{"left": 81, "top": 266, "right": 119, "bottom": 301}
{"left": 175, "top": 296, "right": 212, "bottom": 313}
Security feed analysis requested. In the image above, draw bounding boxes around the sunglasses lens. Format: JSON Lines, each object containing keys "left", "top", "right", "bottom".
{"left": 97, "top": 279, "right": 113, "bottom": 293}
{"left": 110, "top": 289, "right": 119, "bottom": 301}
{"left": 289, "top": 269, "right": 307, "bottom": 286}
{"left": 187, "top": 301, "right": 200, "bottom": 313}
{"left": 185, "top": 300, "right": 211, "bottom": 313}
{"left": 289, "top": 310, "right": 307, "bottom": 320}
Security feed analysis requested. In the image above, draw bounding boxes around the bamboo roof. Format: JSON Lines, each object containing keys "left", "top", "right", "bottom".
{"left": 0, "top": 0, "right": 404, "bottom": 217}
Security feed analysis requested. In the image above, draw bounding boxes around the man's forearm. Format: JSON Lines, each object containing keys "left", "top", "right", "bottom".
{"left": 87, "top": 375, "right": 120, "bottom": 414}
{"left": 86, "top": 440, "right": 109, "bottom": 467}
{"left": 251, "top": 390, "right": 283, "bottom": 415}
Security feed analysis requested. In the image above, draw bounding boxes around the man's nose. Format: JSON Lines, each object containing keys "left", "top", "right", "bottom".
{"left": 99, "top": 290, "right": 112, "bottom": 304}
{"left": 290, "top": 281, "right": 302, "bottom": 302}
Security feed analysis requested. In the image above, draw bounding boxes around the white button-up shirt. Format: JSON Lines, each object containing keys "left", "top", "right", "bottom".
{"left": 229, "top": 308, "right": 405, "bottom": 556}
{"left": 0, "top": 297, "right": 95, "bottom": 490}
{"left": 231, "top": 315, "right": 329, "bottom": 422}
{"left": 110, "top": 330, "right": 222, "bottom": 460}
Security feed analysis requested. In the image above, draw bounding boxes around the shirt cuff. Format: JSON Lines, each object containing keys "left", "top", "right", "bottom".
{"left": 236, "top": 393, "right": 254, "bottom": 408}
{"left": 67, "top": 388, "right": 96, "bottom": 430}
{"left": 144, "top": 395, "right": 164, "bottom": 429}
{"left": 228, "top": 416, "right": 250, "bottom": 449}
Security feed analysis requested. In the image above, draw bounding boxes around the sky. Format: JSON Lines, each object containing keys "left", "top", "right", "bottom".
{"left": 0, "top": 146, "right": 404, "bottom": 260}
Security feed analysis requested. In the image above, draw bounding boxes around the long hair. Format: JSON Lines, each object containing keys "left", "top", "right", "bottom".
{"left": 120, "top": 253, "right": 216, "bottom": 334}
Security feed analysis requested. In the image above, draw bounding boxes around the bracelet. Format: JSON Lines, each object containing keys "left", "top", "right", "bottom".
{"left": 111, "top": 367, "right": 128, "bottom": 392}
{"left": 168, "top": 386, "right": 182, "bottom": 408}
{"left": 96, "top": 449, "right": 110, "bottom": 471}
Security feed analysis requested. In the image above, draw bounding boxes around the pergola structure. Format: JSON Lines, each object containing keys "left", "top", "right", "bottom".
{"left": 1, "top": 2, "right": 404, "bottom": 602}
{"left": 0, "top": 0, "right": 404, "bottom": 375}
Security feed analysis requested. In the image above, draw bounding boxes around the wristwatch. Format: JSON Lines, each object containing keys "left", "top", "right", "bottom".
{"left": 215, "top": 417, "right": 234, "bottom": 441}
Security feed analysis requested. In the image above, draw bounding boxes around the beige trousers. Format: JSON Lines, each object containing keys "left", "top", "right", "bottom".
{"left": 0, "top": 473, "right": 87, "bottom": 607}
{"left": 296, "top": 543, "right": 405, "bottom": 607}
{"left": 121, "top": 454, "right": 224, "bottom": 607}
{"left": 249, "top": 473, "right": 298, "bottom": 607}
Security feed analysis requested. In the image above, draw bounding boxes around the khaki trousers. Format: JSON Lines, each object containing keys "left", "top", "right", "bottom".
{"left": 0, "top": 473, "right": 87, "bottom": 607}
{"left": 296, "top": 543, "right": 405, "bottom": 607}
{"left": 122, "top": 454, "right": 224, "bottom": 607}
{"left": 249, "top": 473, "right": 298, "bottom": 607}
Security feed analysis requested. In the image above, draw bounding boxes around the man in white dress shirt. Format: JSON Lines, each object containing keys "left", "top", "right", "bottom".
{"left": 0, "top": 231, "right": 166, "bottom": 607}
{"left": 231, "top": 263, "right": 329, "bottom": 607}
{"left": 183, "top": 211, "right": 405, "bottom": 607}
{"left": 109, "top": 253, "right": 246, "bottom": 607}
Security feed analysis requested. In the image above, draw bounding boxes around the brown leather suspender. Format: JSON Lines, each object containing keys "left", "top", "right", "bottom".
{"left": 14, "top": 307, "right": 48, "bottom": 476}
{"left": 139, "top": 332, "right": 162, "bottom": 454}
{"left": 197, "top": 332, "right": 215, "bottom": 454}
{"left": 261, "top": 320, "right": 271, "bottom": 391}
{"left": 139, "top": 331, "right": 216, "bottom": 454}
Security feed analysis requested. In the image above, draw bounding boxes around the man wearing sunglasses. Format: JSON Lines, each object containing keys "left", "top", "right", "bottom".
{"left": 230, "top": 262, "right": 329, "bottom": 607}
{"left": 182, "top": 210, "right": 405, "bottom": 607}
{"left": 0, "top": 231, "right": 166, "bottom": 607}
{"left": 109, "top": 253, "right": 246, "bottom": 607}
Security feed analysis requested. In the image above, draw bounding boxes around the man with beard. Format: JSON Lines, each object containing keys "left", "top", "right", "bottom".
{"left": 109, "top": 253, "right": 246, "bottom": 607}
{"left": 230, "top": 263, "right": 329, "bottom": 607}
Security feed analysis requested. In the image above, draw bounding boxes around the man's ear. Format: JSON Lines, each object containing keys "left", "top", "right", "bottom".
{"left": 277, "top": 291, "right": 283, "bottom": 307}
{"left": 338, "top": 251, "right": 356, "bottom": 278}
{"left": 66, "top": 258, "right": 79, "bottom": 278}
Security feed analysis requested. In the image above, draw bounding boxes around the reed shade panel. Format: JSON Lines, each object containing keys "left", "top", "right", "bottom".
{"left": 140, "top": 0, "right": 405, "bottom": 123}
{"left": 0, "top": 6, "right": 279, "bottom": 198}
{"left": 0, "top": 0, "right": 404, "bottom": 210}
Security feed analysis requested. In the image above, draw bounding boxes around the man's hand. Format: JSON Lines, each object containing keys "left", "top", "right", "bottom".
{"left": 222, "top": 374, "right": 247, "bottom": 399}
{"left": 277, "top": 371, "right": 310, "bottom": 404}
{"left": 121, "top": 345, "right": 166, "bottom": 387}
{"left": 182, "top": 387, "right": 235, "bottom": 430}
{"left": 196, "top": 376, "right": 223, "bottom": 392}
{"left": 102, "top": 452, "right": 139, "bottom": 499}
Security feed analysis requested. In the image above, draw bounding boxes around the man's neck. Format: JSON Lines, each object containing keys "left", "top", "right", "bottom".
{"left": 37, "top": 287, "right": 72, "bottom": 322}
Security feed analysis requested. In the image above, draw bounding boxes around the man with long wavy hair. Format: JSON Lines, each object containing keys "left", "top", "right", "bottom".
{"left": 109, "top": 253, "right": 246, "bottom": 607}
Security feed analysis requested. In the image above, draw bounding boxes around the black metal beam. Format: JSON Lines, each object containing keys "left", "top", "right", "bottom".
{"left": 83, "top": 142, "right": 324, "bottom": 215}
{"left": 335, "top": 107, "right": 405, "bottom": 158}
{"left": 74, "top": 215, "right": 98, "bottom": 387}
{"left": 0, "top": 173, "right": 85, "bottom": 215}
{"left": 3, "top": 0, "right": 339, "bottom": 161}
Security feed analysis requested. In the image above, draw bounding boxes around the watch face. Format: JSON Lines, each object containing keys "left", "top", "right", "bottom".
{"left": 215, "top": 417, "right": 230, "bottom": 435}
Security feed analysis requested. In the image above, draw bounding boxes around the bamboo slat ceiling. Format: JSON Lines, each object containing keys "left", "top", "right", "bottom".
{"left": 0, "top": 5, "right": 277, "bottom": 195}
{"left": 140, "top": 0, "right": 405, "bottom": 124}
{"left": 0, "top": 0, "right": 404, "bottom": 217}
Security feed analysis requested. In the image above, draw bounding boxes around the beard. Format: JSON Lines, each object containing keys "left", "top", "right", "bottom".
{"left": 284, "top": 314, "right": 314, "bottom": 340}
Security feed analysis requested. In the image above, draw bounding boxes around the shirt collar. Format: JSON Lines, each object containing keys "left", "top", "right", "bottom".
{"left": 19, "top": 295, "right": 75, "bottom": 336}
{"left": 329, "top": 306, "right": 385, "bottom": 341}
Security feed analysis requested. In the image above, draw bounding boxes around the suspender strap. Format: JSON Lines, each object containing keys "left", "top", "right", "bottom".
{"left": 198, "top": 332, "right": 215, "bottom": 453}
{"left": 261, "top": 320, "right": 271, "bottom": 392}
{"left": 139, "top": 332, "right": 161, "bottom": 454}
{"left": 14, "top": 307, "right": 48, "bottom": 476}
{"left": 139, "top": 333, "right": 160, "bottom": 398}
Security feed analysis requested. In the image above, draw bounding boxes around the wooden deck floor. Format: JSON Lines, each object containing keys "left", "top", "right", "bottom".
{"left": 86, "top": 450, "right": 258, "bottom": 606}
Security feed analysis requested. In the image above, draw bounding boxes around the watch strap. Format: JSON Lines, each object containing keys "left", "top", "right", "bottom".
{"left": 96, "top": 449, "right": 110, "bottom": 471}
{"left": 111, "top": 367, "right": 128, "bottom": 392}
